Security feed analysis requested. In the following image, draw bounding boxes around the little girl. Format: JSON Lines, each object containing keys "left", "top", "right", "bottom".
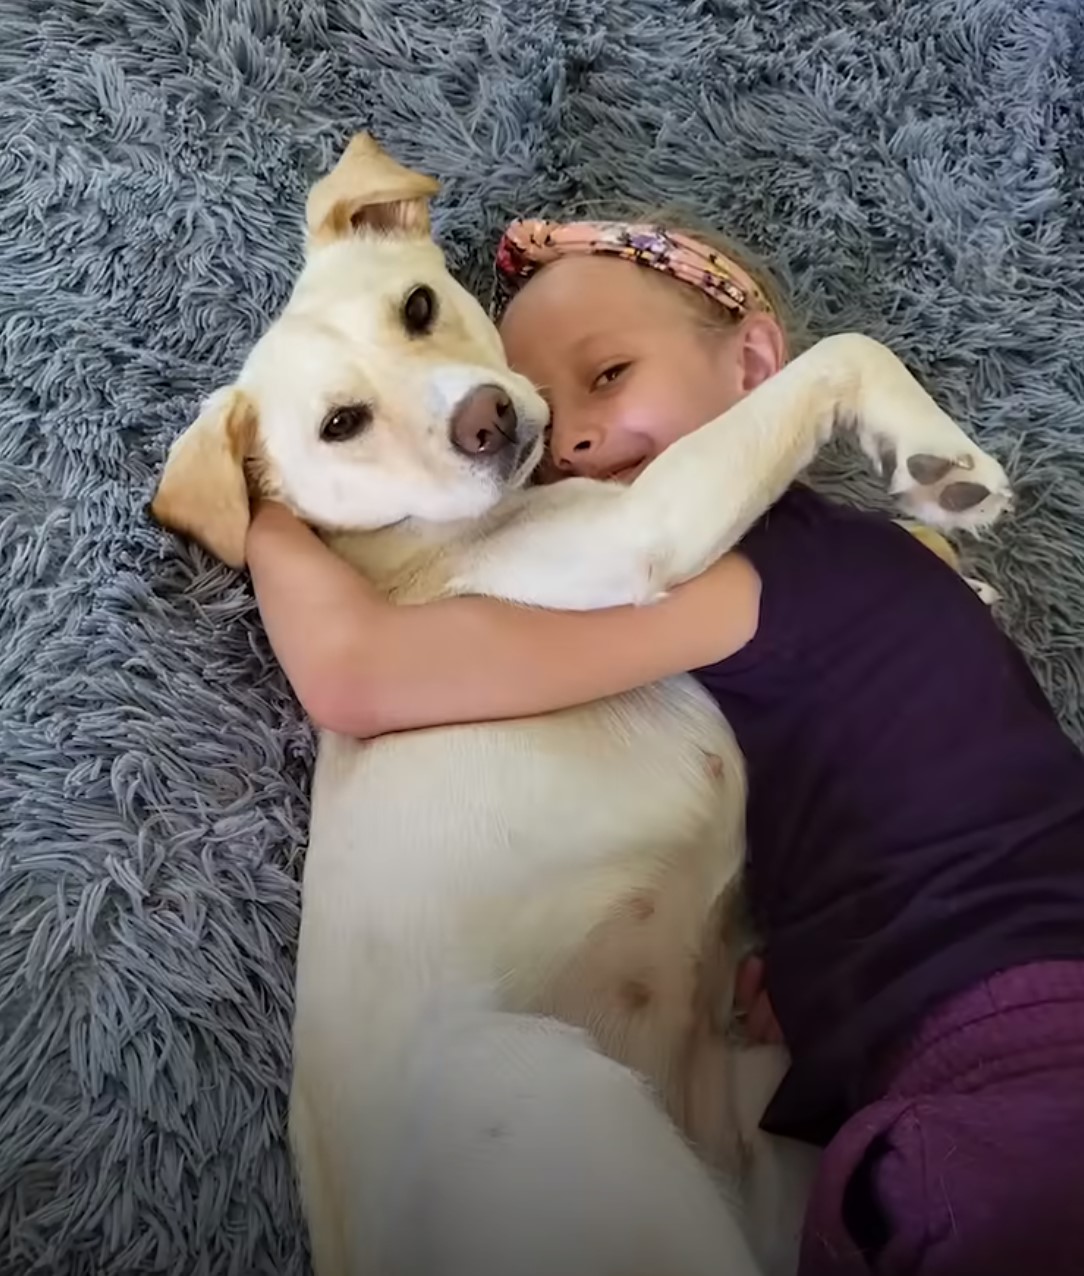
{"left": 246, "top": 216, "right": 1084, "bottom": 1275}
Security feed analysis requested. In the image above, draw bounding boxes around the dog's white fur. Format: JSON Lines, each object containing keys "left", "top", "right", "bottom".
{"left": 152, "top": 134, "right": 1011, "bottom": 1276}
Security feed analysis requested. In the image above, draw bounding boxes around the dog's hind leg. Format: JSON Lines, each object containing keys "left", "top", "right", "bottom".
{"left": 385, "top": 1009, "right": 762, "bottom": 1276}
{"left": 290, "top": 1080, "right": 351, "bottom": 1276}
{"left": 727, "top": 1046, "right": 821, "bottom": 1276}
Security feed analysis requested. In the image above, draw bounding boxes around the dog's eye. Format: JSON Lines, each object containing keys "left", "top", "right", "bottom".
{"left": 403, "top": 285, "right": 437, "bottom": 335}
{"left": 320, "top": 403, "right": 373, "bottom": 443}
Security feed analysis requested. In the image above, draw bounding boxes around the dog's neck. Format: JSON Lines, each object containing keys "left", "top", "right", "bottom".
{"left": 321, "top": 517, "right": 471, "bottom": 601}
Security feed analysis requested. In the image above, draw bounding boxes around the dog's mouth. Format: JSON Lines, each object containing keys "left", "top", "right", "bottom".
{"left": 502, "top": 426, "right": 546, "bottom": 490}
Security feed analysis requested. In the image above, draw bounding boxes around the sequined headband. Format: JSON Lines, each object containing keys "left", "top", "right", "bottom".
{"left": 492, "top": 218, "right": 773, "bottom": 320}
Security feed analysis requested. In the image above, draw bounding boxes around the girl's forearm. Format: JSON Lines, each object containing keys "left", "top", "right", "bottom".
{"left": 246, "top": 504, "right": 760, "bottom": 738}
{"left": 245, "top": 503, "right": 390, "bottom": 732}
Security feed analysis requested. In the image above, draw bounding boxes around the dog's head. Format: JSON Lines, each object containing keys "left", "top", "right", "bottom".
{"left": 151, "top": 134, "right": 549, "bottom": 566}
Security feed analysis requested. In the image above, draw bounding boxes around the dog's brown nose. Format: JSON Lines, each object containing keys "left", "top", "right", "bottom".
{"left": 450, "top": 386, "right": 517, "bottom": 456}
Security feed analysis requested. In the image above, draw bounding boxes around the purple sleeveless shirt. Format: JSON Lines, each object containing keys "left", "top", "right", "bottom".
{"left": 694, "top": 485, "right": 1084, "bottom": 1146}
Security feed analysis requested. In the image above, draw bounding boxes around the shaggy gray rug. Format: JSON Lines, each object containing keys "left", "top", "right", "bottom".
{"left": 2, "top": 0, "right": 1084, "bottom": 1272}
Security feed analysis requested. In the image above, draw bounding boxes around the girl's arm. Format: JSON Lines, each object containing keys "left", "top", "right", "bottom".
{"left": 246, "top": 502, "right": 761, "bottom": 738}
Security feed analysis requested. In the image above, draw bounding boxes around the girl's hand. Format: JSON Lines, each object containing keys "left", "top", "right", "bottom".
{"left": 734, "top": 953, "right": 784, "bottom": 1046}
{"left": 246, "top": 499, "right": 400, "bottom": 733}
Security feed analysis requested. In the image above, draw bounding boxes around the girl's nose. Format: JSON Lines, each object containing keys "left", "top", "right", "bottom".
{"left": 551, "top": 420, "right": 605, "bottom": 473}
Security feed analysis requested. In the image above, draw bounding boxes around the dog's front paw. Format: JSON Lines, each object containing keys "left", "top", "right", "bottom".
{"left": 873, "top": 430, "right": 1012, "bottom": 533}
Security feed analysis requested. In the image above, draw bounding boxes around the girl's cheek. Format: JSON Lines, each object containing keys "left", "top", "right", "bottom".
{"left": 616, "top": 396, "right": 668, "bottom": 450}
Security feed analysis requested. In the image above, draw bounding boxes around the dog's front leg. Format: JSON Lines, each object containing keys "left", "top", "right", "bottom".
{"left": 615, "top": 331, "right": 1012, "bottom": 597}
{"left": 450, "top": 333, "right": 1012, "bottom": 610}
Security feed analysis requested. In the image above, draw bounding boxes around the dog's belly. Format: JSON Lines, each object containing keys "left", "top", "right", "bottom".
{"left": 297, "top": 673, "right": 746, "bottom": 1150}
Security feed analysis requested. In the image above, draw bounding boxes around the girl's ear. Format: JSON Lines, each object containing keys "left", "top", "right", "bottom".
{"left": 735, "top": 314, "right": 787, "bottom": 394}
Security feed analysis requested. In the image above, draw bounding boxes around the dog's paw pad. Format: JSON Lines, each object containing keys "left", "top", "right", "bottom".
{"left": 907, "top": 453, "right": 954, "bottom": 484}
{"left": 893, "top": 442, "right": 1011, "bottom": 532}
{"left": 939, "top": 480, "right": 991, "bottom": 513}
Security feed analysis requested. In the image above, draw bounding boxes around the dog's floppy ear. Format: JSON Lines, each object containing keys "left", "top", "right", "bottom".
{"left": 305, "top": 132, "right": 440, "bottom": 250}
{"left": 150, "top": 387, "right": 257, "bottom": 569}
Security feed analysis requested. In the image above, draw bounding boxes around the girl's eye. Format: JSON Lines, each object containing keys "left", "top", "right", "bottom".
{"left": 592, "top": 362, "right": 630, "bottom": 390}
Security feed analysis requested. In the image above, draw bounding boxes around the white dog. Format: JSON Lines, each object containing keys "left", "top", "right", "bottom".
{"left": 152, "top": 134, "right": 1011, "bottom": 1276}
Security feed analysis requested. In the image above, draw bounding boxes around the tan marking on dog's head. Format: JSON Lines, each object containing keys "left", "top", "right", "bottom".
{"left": 305, "top": 132, "right": 440, "bottom": 250}
{"left": 242, "top": 434, "right": 278, "bottom": 505}
{"left": 150, "top": 387, "right": 259, "bottom": 568}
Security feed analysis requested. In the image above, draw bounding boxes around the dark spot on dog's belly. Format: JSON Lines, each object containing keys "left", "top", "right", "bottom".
{"left": 620, "top": 979, "right": 653, "bottom": 1010}
{"left": 627, "top": 892, "right": 656, "bottom": 921}
{"left": 702, "top": 750, "right": 725, "bottom": 779}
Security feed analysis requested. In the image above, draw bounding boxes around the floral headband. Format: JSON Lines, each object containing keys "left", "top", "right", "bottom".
{"left": 492, "top": 218, "right": 773, "bottom": 320}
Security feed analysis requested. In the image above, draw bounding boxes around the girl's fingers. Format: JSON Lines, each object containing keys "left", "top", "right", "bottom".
{"left": 734, "top": 953, "right": 766, "bottom": 1012}
{"left": 734, "top": 954, "right": 785, "bottom": 1045}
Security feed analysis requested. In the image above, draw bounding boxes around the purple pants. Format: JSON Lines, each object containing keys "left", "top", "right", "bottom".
{"left": 799, "top": 961, "right": 1084, "bottom": 1275}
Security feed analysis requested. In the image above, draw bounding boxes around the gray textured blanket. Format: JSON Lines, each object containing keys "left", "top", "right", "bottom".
{"left": 2, "top": 1, "right": 1082, "bottom": 1271}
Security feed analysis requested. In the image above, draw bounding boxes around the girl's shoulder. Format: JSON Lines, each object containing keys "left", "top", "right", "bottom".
{"left": 740, "top": 481, "right": 975, "bottom": 637}
{"left": 745, "top": 482, "right": 917, "bottom": 557}
{"left": 699, "top": 482, "right": 993, "bottom": 691}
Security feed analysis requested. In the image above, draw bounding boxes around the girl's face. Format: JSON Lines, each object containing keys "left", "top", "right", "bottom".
{"left": 499, "top": 255, "right": 786, "bottom": 484}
